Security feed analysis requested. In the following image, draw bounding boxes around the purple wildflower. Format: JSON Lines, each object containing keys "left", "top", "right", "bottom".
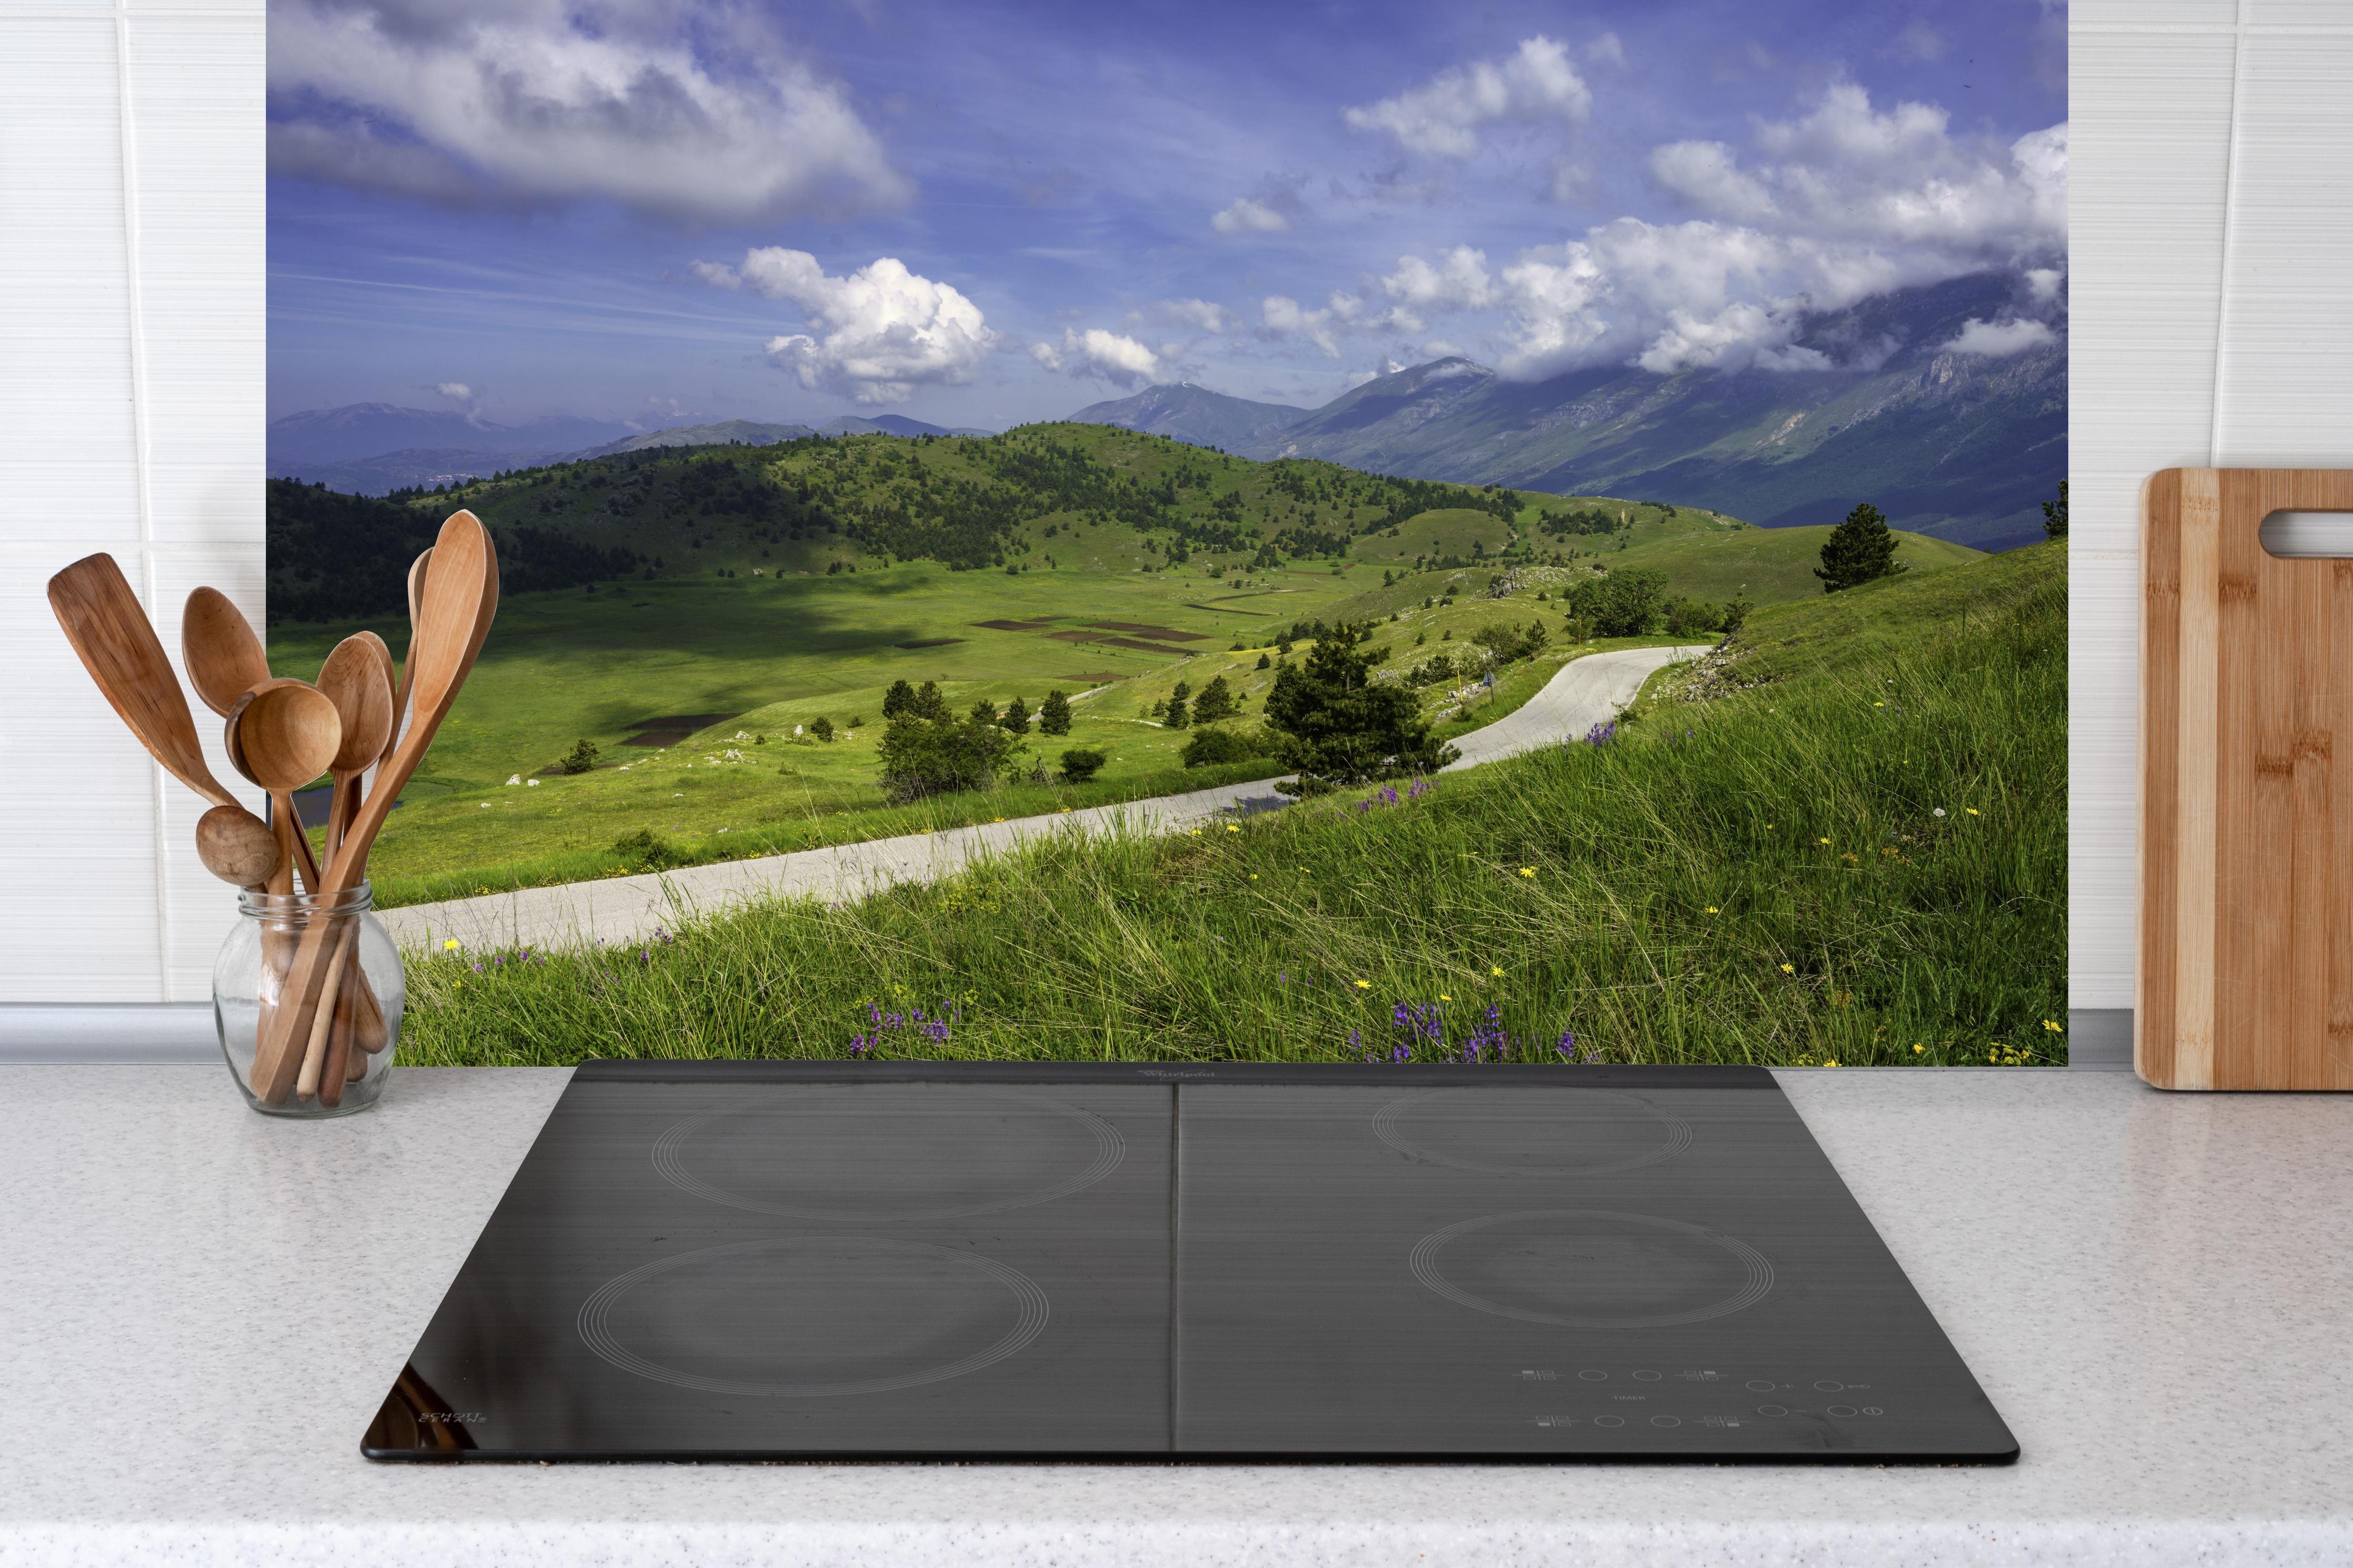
{"left": 1583, "top": 721, "right": 1616, "bottom": 746}
{"left": 1555, "top": 1029, "right": 1578, "bottom": 1060}
{"left": 1408, "top": 777, "right": 1432, "bottom": 800}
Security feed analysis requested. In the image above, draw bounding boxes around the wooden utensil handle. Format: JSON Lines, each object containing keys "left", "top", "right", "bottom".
{"left": 295, "top": 922, "right": 357, "bottom": 1100}
{"left": 316, "top": 938, "right": 362, "bottom": 1108}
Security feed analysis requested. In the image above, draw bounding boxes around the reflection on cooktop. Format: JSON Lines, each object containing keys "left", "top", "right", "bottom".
{"left": 1407, "top": 1209, "right": 1775, "bottom": 1329}
{"left": 366, "top": 1063, "right": 2016, "bottom": 1464}
{"left": 1372, "top": 1087, "right": 1693, "bottom": 1176}
{"left": 577, "top": 1236, "right": 1051, "bottom": 1398}
{"left": 651, "top": 1085, "right": 1127, "bottom": 1221}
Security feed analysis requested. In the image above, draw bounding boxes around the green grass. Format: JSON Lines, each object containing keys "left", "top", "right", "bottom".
{"left": 1605, "top": 524, "right": 1982, "bottom": 606}
{"left": 270, "top": 420, "right": 1983, "bottom": 906}
{"left": 398, "top": 543, "right": 2067, "bottom": 1068}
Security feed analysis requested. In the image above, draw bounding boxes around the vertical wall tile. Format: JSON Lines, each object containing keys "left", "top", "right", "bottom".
{"left": 0, "top": 18, "right": 142, "bottom": 544}
{"left": 2211, "top": 33, "right": 2353, "bottom": 465}
{"left": 2068, "top": 25, "right": 2239, "bottom": 1007}
{"left": 1, "top": 542, "right": 169, "bottom": 1000}
{"left": 127, "top": 14, "right": 263, "bottom": 551}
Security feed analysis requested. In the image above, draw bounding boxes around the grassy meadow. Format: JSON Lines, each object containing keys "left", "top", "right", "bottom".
{"left": 399, "top": 540, "right": 2067, "bottom": 1069}
{"left": 268, "top": 426, "right": 1979, "bottom": 908}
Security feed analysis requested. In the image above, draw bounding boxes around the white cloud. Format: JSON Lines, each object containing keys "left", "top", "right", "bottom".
{"left": 1212, "top": 196, "right": 1292, "bottom": 234}
{"left": 1656, "top": 85, "right": 2066, "bottom": 259}
{"left": 435, "top": 381, "right": 471, "bottom": 401}
{"left": 2024, "top": 267, "right": 2065, "bottom": 304}
{"left": 1648, "top": 141, "right": 1778, "bottom": 224}
{"left": 1635, "top": 302, "right": 1832, "bottom": 374}
{"left": 1260, "top": 295, "right": 1341, "bottom": 357}
{"left": 1034, "top": 328, "right": 1169, "bottom": 388}
{"left": 1159, "top": 297, "right": 1232, "bottom": 332}
{"left": 1380, "top": 247, "right": 1494, "bottom": 313}
{"left": 1423, "top": 339, "right": 1466, "bottom": 359}
{"left": 1943, "top": 317, "right": 2058, "bottom": 356}
{"left": 1343, "top": 35, "right": 1591, "bottom": 159}
{"left": 695, "top": 249, "right": 996, "bottom": 405}
{"left": 266, "top": 0, "right": 909, "bottom": 221}
{"left": 1587, "top": 32, "right": 1625, "bottom": 68}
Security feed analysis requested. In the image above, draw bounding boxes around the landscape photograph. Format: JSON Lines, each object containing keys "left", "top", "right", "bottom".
{"left": 265, "top": 0, "right": 2068, "bottom": 1067}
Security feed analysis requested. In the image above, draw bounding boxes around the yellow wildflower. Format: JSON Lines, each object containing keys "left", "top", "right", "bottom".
{"left": 1439, "top": 994, "right": 1453, "bottom": 1002}
{"left": 442, "top": 938, "right": 460, "bottom": 951}
{"left": 1913, "top": 1044, "right": 1925, "bottom": 1054}
{"left": 1779, "top": 963, "right": 1795, "bottom": 974}
{"left": 1226, "top": 824, "right": 1241, "bottom": 833}
{"left": 1818, "top": 837, "right": 1832, "bottom": 845}
{"left": 1705, "top": 906, "right": 1719, "bottom": 914}
{"left": 1966, "top": 807, "right": 1980, "bottom": 816}
{"left": 1354, "top": 979, "right": 1372, "bottom": 990}
{"left": 1519, "top": 867, "right": 1537, "bottom": 878}
{"left": 2042, "top": 1019, "right": 2063, "bottom": 1033}
{"left": 1490, "top": 965, "right": 1505, "bottom": 977}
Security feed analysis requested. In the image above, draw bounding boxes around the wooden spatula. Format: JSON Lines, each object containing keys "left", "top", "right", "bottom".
{"left": 50, "top": 555, "right": 243, "bottom": 812}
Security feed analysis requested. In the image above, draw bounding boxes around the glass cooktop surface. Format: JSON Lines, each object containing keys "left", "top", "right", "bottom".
{"left": 365, "top": 1061, "right": 2015, "bottom": 1462}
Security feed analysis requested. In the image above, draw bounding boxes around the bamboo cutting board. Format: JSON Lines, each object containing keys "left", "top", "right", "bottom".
{"left": 2141, "top": 468, "right": 2353, "bottom": 1090}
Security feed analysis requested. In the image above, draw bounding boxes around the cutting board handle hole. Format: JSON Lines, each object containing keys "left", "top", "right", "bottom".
{"left": 2257, "top": 510, "right": 2353, "bottom": 557}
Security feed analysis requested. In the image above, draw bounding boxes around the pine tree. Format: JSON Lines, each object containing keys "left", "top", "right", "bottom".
{"left": 912, "top": 681, "right": 950, "bottom": 721}
{"left": 2042, "top": 480, "right": 2068, "bottom": 540}
{"left": 1038, "top": 689, "right": 1072, "bottom": 736}
{"left": 969, "top": 696, "right": 999, "bottom": 725}
{"left": 1000, "top": 695, "right": 1031, "bottom": 734}
{"left": 882, "top": 679, "right": 916, "bottom": 719}
{"left": 1192, "top": 674, "right": 1236, "bottom": 724}
{"left": 1164, "top": 680, "right": 1192, "bottom": 730}
{"left": 1263, "top": 621, "right": 1456, "bottom": 793}
{"left": 1814, "top": 502, "right": 1908, "bottom": 593}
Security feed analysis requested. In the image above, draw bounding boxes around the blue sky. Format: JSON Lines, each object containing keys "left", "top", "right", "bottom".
{"left": 267, "top": 0, "right": 2067, "bottom": 430}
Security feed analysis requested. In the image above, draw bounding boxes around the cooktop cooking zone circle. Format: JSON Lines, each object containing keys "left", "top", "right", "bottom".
{"left": 1410, "top": 1210, "right": 1775, "bottom": 1330}
{"left": 1371, "top": 1088, "right": 1694, "bottom": 1177}
{"left": 577, "top": 1237, "right": 1051, "bottom": 1399}
{"left": 651, "top": 1088, "right": 1126, "bottom": 1221}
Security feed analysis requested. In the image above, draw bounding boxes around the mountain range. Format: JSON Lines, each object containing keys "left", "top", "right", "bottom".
{"left": 1069, "top": 273, "right": 2063, "bottom": 550}
{"left": 267, "top": 408, "right": 993, "bottom": 494}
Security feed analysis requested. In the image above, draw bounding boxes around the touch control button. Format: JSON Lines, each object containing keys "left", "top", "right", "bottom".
{"left": 1593, "top": 1415, "right": 1625, "bottom": 1428}
{"left": 1827, "top": 1404, "right": 1859, "bottom": 1418}
{"left": 1745, "top": 1380, "right": 1776, "bottom": 1392}
{"left": 1651, "top": 1415, "right": 1681, "bottom": 1428}
{"left": 1578, "top": 1370, "right": 1608, "bottom": 1382}
{"left": 1814, "top": 1380, "right": 1845, "bottom": 1392}
{"left": 1757, "top": 1404, "right": 1788, "bottom": 1418}
{"left": 1632, "top": 1370, "right": 1662, "bottom": 1382}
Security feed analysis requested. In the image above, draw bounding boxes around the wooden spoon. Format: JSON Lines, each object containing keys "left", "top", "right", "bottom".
{"left": 253, "top": 514, "right": 497, "bottom": 1105}
{"left": 383, "top": 549, "right": 432, "bottom": 770}
{"left": 317, "top": 636, "right": 394, "bottom": 859}
{"left": 226, "top": 682, "right": 340, "bottom": 896}
{"left": 181, "top": 586, "right": 272, "bottom": 720}
{"left": 48, "top": 555, "right": 240, "bottom": 811}
{"left": 194, "top": 803, "right": 282, "bottom": 889}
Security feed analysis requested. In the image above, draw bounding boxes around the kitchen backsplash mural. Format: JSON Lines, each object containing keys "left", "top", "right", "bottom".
{"left": 266, "top": 0, "right": 2067, "bottom": 1067}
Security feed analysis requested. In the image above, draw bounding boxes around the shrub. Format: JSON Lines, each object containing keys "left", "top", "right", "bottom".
{"left": 1181, "top": 725, "right": 1270, "bottom": 767}
{"left": 556, "top": 738, "right": 600, "bottom": 774}
{"left": 877, "top": 716, "right": 1018, "bottom": 803}
{"left": 1255, "top": 653, "right": 1271, "bottom": 670}
{"left": 608, "top": 828, "right": 682, "bottom": 871}
{"left": 1059, "top": 746, "right": 1108, "bottom": 782}
{"left": 809, "top": 716, "right": 835, "bottom": 742}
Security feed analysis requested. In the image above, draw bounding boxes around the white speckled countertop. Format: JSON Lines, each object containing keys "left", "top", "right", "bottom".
{"left": 2, "top": 1066, "right": 2348, "bottom": 1566}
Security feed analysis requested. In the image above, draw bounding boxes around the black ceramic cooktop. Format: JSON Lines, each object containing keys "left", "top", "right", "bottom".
{"left": 365, "top": 1061, "right": 2016, "bottom": 1462}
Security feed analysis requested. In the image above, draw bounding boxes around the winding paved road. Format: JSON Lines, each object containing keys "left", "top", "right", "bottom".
{"left": 381, "top": 642, "right": 1710, "bottom": 954}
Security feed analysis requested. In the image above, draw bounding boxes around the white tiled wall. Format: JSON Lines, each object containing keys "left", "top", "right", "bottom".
{"left": 1, "top": 0, "right": 263, "bottom": 1002}
{"left": 2072, "top": 9, "right": 2353, "bottom": 1007}
{"left": 0, "top": 12, "right": 2332, "bottom": 1006}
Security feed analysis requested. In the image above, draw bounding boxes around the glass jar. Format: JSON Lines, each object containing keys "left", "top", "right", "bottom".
{"left": 213, "top": 883, "right": 404, "bottom": 1117}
